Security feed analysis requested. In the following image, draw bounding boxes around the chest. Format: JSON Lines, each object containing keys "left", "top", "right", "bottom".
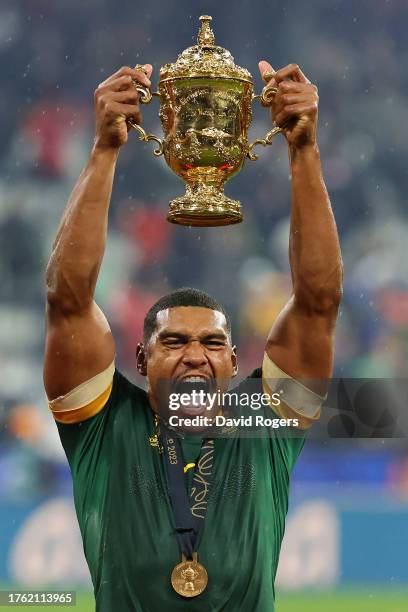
{"left": 107, "top": 435, "right": 281, "bottom": 533}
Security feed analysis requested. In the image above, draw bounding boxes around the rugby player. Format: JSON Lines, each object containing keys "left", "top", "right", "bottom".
{"left": 44, "top": 61, "right": 343, "bottom": 611}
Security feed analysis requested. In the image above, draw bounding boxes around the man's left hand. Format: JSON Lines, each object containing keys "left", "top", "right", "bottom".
{"left": 258, "top": 61, "right": 318, "bottom": 150}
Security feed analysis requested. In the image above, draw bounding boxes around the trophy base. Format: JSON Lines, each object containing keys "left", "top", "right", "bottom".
{"left": 167, "top": 185, "right": 243, "bottom": 227}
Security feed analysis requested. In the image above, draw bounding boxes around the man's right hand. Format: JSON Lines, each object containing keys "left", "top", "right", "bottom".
{"left": 93, "top": 64, "right": 153, "bottom": 150}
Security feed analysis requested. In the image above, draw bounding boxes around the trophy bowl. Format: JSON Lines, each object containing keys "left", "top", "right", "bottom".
{"left": 129, "top": 16, "right": 281, "bottom": 227}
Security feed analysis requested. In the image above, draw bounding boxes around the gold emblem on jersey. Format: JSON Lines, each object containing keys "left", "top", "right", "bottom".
{"left": 148, "top": 433, "right": 160, "bottom": 448}
{"left": 171, "top": 552, "right": 208, "bottom": 597}
{"left": 149, "top": 415, "right": 163, "bottom": 452}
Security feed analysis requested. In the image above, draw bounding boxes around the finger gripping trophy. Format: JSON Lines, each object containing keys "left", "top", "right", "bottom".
{"left": 129, "top": 15, "right": 281, "bottom": 227}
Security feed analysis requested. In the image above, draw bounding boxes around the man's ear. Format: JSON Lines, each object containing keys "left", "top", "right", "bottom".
{"left": 231, "top": 345, "right": 238, "bottom": 377}
{"left": 136, "top": 342, "right": 148, "bottom": 376}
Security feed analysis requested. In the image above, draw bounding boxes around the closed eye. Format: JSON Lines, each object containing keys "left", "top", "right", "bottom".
{"left": 204, "top": 339, "right": 227, "bottom": 348}
{"left": 161, "top": 336, "right": 187, "bottom": 347}
{"left": 159, "top": 333, "right": 228, "bottom": 348}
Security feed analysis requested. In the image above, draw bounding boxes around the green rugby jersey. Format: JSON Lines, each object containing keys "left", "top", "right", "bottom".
{"left": 56, "top": 368, "right": 306, "bottom": 611}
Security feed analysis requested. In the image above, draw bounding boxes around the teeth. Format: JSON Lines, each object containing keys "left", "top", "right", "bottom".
{"left": 183, "top": 376, "right": 207, "bottom": 383}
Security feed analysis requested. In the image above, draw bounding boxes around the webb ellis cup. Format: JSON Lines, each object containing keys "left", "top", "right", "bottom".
{"left": 129, "top": 15, "right": 282, "bottom": 226}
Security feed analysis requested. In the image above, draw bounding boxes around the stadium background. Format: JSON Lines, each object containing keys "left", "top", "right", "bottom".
{"left": 1, "top": 0, "right": 408, "bottom": 610}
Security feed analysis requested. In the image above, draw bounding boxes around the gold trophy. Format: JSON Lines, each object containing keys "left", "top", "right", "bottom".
{"left": 128, "top": 15, "right": 282, "bottom": 227}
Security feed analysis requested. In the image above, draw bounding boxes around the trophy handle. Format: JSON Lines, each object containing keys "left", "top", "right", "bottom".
{"left": 127, "top": 82, "right": 164, "bottom": 157}
{"left": 247, "top": 83, "right": 282, "bottom": 161}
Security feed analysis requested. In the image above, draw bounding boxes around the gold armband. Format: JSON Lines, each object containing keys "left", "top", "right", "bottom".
{"left": 48, "top": 361, "right": 115, "bottom": 424}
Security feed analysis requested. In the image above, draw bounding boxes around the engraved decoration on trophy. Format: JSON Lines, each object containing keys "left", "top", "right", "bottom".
{"left": 128, "top": 15, "right": 282, "bottom": 227}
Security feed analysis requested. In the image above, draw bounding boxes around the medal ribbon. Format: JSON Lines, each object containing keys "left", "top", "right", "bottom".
{"left": 162, "top": 428, "right": 214, "bottom": 560}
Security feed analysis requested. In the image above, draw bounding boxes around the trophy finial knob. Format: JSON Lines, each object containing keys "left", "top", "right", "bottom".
{"left": 198, "top": 15, "right": 215, "bottom": 47}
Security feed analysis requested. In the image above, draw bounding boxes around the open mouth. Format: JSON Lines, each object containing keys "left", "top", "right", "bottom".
{"left": 175, "top": 376, "right": 212, "bottom": 395}
{"left": 173, "top": 376, "right": 215, "bottom": 415}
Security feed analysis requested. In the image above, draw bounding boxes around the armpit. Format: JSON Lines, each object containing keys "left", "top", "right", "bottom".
{"left": 48, "top": 361, "right": 115, "bottom": 424}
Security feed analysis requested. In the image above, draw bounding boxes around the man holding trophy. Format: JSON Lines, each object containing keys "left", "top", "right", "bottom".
{"left": 44, "top": 16, "right": 342, "bottom": 612}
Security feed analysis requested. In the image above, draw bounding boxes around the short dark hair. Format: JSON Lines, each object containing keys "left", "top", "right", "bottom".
{"left": 143, "top": 287, "right": 231, "bottom": 344}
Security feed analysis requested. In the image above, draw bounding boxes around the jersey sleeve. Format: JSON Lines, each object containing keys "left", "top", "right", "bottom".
{"left": 260, "top": 353, "right": 325, "bottom": 474}
{"left": 231, "top": 364, "right": 309, "bottom": 475}
{"left": 51, "top": 367, "right": 129, "bottom": 474}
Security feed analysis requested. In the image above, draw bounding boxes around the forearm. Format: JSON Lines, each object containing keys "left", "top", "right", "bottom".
{"left": 288, "top": 143, "right": 343, "bottom": 311}
{"left": 46, "top": 145, "right": 119, "bottom": 312}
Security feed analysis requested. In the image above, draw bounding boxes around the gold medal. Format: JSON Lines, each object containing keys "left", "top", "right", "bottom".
{"left": 171, "top": 552, "right": 208, "bottom": 598}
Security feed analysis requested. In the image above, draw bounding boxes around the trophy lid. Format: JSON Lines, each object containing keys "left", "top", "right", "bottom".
{"left": 159, "top": 16, "right": 252, "bottom": 83}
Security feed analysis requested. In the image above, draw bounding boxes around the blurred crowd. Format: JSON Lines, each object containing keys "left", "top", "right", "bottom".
{"left": 1, "top": 0, "right": 408, "bottom": 503}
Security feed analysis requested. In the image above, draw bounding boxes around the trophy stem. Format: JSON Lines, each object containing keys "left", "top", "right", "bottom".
{"left": 167, "top": 183, "right": 243, "bottom": 227}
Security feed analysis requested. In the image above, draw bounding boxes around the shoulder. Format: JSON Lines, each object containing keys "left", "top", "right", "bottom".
{"left": 53, "top": 367, "right": 149, "bottom": 469}
{"left": 230, "top": 367, "right": 262, "bottom": 392}
{"left": 49, "top": 360, "right": 147, "bottom": 426}
{"left": 111, "top": 369, "right": 147, "bottom": 407}
{"left": 105, "top": 369, "right": 149, "bottom": 422}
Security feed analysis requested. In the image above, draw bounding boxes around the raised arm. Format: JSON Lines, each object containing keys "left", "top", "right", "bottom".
{"left": 44, "top": 65, "right": 152, "bottom": 400}
{"left": 258, "top": 62, "right": 343, "bottom": 387}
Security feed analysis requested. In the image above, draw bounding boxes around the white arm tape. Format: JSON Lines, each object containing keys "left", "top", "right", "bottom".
{"left": 262, "top": 353, "right": 326, "bottom": 419}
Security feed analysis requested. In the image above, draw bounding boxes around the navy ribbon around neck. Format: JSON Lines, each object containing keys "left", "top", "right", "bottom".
{"left": 162, "top": 427, "right": 214, "bottom": 560}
